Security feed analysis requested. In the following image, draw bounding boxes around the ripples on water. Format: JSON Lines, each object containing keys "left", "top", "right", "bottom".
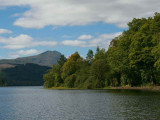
{"left": 0, "top": 87, "right": 160, "bottom": 120}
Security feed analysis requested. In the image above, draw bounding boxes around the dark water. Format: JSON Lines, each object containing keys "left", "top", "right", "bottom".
{"left": 0, "top": 87, "right": 160, "bottom": 120}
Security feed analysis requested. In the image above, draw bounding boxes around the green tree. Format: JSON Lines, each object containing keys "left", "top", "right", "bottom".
{"left": 58, "top": 55, "right": 67, "bottom": 67}
{"left": 43, "top": 55, "right": 66, "bottom": 88}
{"left": 0, "top": 78, "right": 5, "bottom": 86}
{"left": 86, "top": 49, "right": 94, "bottom": 64}
{"left": 61, "top": 52, "right": 82, "bottom": 87}
{"left": 96, "top": 46, "right": 100, "bottom": 53}
{"left": 94, "top": 48, "right": 106, "bottom": 61}
{"left": 91, "top": 59, "right": 109, "bottom": 88}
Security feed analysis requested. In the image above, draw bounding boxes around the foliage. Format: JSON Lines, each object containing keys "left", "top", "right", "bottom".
{"left": 86, "top": 49, "right": 94, "bottom": 64}
{"left": 43, "top": 13, "right": 160, "bottom": 88}
{"left": 2, "top": 63, "right": 50, "bottom": 86}
{"left": 44, "top": 55, "right": 67, "bottom": 88}
{"left": 0, "top": 78, "right": 6, "bottom": 86}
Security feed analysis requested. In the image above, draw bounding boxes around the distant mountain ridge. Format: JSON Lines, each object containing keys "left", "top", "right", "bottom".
{"left": 0, "top": 51, "right": 62, "bottom": 67}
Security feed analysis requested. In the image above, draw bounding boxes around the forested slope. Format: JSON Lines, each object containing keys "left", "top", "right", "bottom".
{"left": 1, "top": 63, "right": 50, "bottom": 86}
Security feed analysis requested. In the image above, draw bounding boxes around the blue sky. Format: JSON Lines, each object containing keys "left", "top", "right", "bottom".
{"left": 0, "top": 0, "right": 159, "bottom": 59}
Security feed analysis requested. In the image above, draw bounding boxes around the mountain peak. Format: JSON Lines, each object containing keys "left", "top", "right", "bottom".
{"left": 0, "top": 50, "right": 62, "bottom": 67}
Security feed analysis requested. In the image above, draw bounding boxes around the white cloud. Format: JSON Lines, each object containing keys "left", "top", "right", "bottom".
{"left": 33, "top": 41, "right": 57, "bottom": 46}
{"left": 62, "top": 35, "right": 73, "bottom": 39}
{"left": 89, "top": 32, "right": 122, "bottom": 48}
{"left": 1, "top": 34, "right": 33, "bottom": 49}
{"left": 78, "top": 35, "right": 93, "bottom": 40}
{"left": 17, "top": 49, "right": 39, "bottom": 56}
{"left": 0, "top": 34, "right": 57, "bottom": 49}
{"left": 8, "top": 54, "right": 19, "bottom": 58}
{"left": 0, "top": 0, "right": 159, "bottom": 28}
{"left": 11, "top": 13, "right": 22, "bottom": 17}
{"left": 61, "top": 32, "right": 122, "bottom": 49}
{"left": 0, "top": 29, "right": 12, "bottom": 34}
{"left": 61, "top": 40, "right": 86, "bottom": 47}
{"left": 9, "top": 49, "right": 39, "bottom": 58}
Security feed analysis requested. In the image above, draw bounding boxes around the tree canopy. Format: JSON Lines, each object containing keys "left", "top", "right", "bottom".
{"left": 44, "top": 13, "right": 160, "bottom": 89}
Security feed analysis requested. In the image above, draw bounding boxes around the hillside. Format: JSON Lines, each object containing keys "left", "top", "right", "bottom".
{"left": 0, "top": 64, "right": 15, "bottom": 69}
{"left": 0, "top": 50, "right": 63, "bottom": 86}
{"left": 0, "top": 51, "right": 62, "bottom": 67}
{"left": 0, "top": 63, "right": 51, "bottom": 86}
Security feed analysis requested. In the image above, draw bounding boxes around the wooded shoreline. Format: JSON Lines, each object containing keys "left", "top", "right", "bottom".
{"left": 44, "top": 13, "right": 160, "bottom": 90}
{"left": 47, "top": 86, "right": 160, "bottom": 92}
{"left": 111, "top": 86, "right": 160, "bottom": 92}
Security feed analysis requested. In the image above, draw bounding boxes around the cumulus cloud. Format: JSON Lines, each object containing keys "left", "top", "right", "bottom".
{"left": 16, "top": 49, "right": 39, "bottom": 56}
{"left": 61, "top": 32, "right": 122, "bottom": 49}
{"left": 0, "top": 0, "right": 159, "bottom": 28}
{"left": 9, "top": 49, "right": 39, "bottom": 58}
{"left": 78, "top": 35, "right": 93, "bottom": 40}
{"left": 0, "top": 34, "right": 57, "bottom": 49}
{"left": 89, "top": 32, "right": 122, "bottom": 48}
{"left": 61, "top": 40, "right": 86, "bottom": 47}
{"left": 0, "top": 28, "right": 12, "bottom": 34}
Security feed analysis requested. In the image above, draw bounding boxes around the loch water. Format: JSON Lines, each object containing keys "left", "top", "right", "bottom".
{"left": 0, "top": 86, "right": 160, "bottom": 120}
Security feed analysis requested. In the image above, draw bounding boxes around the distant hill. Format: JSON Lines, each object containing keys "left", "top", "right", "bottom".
{"left": 0, "top": 64, "right": 15, "bottom": 69}
{"left": 0, "top": 50, "right": 63, "bottom": 86}
{"left": 0, "top": 51, "right": 62, "bottom": 67}
{"left": 1, "top": 63, "right": 51, "bottom": 86}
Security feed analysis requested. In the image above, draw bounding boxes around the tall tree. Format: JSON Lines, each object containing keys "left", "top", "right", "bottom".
{"left": 96, "top": 46, "right": 100, "bottom": 53}
{"left": 86, "top": 49, "right": 94, "bottom": 64}
{"left": 0, "top": 78, "right": 5, "bottom": 86}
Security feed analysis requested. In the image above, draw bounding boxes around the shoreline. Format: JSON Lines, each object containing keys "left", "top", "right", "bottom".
{"left": 110, "top": 86, "right": 160, "bottom": 92}
{"left": 46, "top": 86, "right": 160, "bottom": 92}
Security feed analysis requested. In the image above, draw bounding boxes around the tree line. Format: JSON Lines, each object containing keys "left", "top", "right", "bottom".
{"left": 43, "top": 13, "right": 160, "bottom": 89}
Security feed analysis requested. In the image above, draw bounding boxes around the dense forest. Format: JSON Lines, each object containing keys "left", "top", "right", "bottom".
{"left": 0, "top": 63, "right": 50, "bottom": 86}
{"left": 44, "top": 13, "right": 160, "bottom": 89}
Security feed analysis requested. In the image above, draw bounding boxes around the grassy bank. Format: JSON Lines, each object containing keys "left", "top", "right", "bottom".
{"left": 46, "top": 86, "right": 160, "bottom": 92}
{"left": 47, "top": 87, "right": 80, "bottom": 90}
{"left": 109, "top": 86, "right": 160, "bottom": 92}
{"left": 46, "top": 86, "right": 112, "bottom": 90}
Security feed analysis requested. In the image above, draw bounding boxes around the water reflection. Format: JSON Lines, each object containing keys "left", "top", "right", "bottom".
{"left": 0, "top": 87, "right": 160, "bottom": 120}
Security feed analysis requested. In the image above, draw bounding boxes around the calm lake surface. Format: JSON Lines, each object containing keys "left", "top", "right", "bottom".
{"left": 0, "top": 87, "right": 160, "bottom": 120}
